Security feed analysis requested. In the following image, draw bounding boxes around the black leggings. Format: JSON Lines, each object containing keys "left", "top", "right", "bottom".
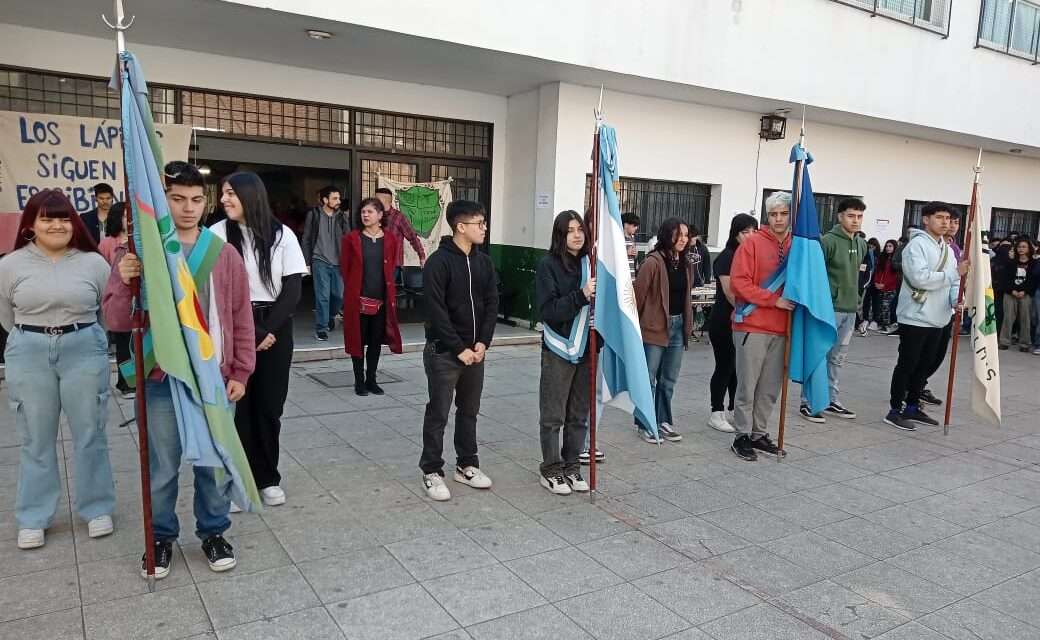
{"left": 708, "top": 324, "right": 737, "bottom": 412}
{"left": 352, "top": 310, "right": 385, "bottom": 380}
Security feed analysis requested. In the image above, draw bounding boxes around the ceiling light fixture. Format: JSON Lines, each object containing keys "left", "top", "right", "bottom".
{"left": 306, "top": 29, "right": 333, "bottom": 40}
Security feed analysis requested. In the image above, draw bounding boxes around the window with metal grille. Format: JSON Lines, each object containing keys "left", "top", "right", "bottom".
{"left": 360, "top": 159, "right": 418, "bottom": 202}
{"left": 0, "top": 69, "right": 122, "bottom": 118}
{"left": 990, "top": 207, "right": 1040, "bottom": 240}
{"left": 431, "top": 165, "right": 484, "bottom": 203}
{"left": 902, "top": 200, "right": 968, "bottom": 245}
{"left": 761, "top": 189, "right": 861, "bottom": 231}
{"left": 355, "top": 110, "right": 490, "bottom": 159}
{"left": 584, "top": 175, "right": 711, "bottom": 243}
{"left": 829, "top": 0, "right": 952, "bottom": 36}
{"left": 978, "top": 0, "right": 1040, "bottom": 61}
{"left": 179, "top": 90, "right": 349, "bottom": 145}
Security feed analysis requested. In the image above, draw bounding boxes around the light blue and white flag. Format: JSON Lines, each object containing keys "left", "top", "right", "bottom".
{"left": 593, "top": 125, "right": 658, "bottom": 437}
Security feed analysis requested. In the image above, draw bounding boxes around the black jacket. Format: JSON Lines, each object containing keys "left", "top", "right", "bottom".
{"left": 691, "top": 241, "right": 712, "bottom": 287}
{"left": 994, "top": 254, "right": 1038, "bottom": 295}
{"left": 301, "top": 207, "right": 351, "bottom": 266}
{"left": 424, "top": 236, "right": 498, "bottom": 355}
{"left": 536, "top": 254, "right": 589, "bottom": 340}
{"left": 79, "top": 208, "right": 104, "bottom": 245}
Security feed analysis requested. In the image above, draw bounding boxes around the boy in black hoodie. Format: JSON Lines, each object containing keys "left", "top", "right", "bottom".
{"left": 418, "top": 200, "right": 498, "bottom": 501}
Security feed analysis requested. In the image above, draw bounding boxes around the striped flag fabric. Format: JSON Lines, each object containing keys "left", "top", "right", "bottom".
{"left": 593, "top": 124, "right": 658, "bottom": 437}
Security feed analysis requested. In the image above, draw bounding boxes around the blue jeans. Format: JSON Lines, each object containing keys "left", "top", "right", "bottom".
{"left": 143, "top": 379, "right": 231, "bottom": 542}
{"left": 312, "top": 259, "right": 343, "bottom": 332}
{"left": 640, "top": 315, "right": 685, "bottom": 430}
{"left": 6, "top": 324, "right": 115, "bottom": 529}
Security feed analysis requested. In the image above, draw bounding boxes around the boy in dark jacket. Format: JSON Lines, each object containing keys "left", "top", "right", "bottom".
{"left": 418, "top": 200, "right": 498, "bottom": 501}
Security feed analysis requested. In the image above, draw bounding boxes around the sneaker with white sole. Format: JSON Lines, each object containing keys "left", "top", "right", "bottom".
{"left": 658, "top": 423, "right": 683, "bottom": 442}
{"left": 454, "top": 466, "right": 492, "bottom": 489}
{"left": 564, "top": 473, "right": 590, "bottom": 492}
{"left": 201, "top": 534, "right": 236, "bottom": 572}
{"left": 261, "top": 486, "right": 286, "bottom": 506}
{"left": 799, "top": 404, "right": 826, "bottom": 424}
{"left": 229, "top": 502, "right": 242, "bottom": 514}
{"left": 640, "top": 429, "right": 663, "bottom": 444}
{"left": 823, "top": 402, "right": 857, "bottom": 419}
{"left": 707, "top": 411, "right": 736, "bottom": 433}
{"left": 867, "top": 321, "right": 880, "bottom": 331}
{"left": 578, "top": 449, "right": 605, "bottom": 465}
{"left": 423, "top": 473, "right": 451, "bottom": 501}
{"left": 17, "top": 528, "right": 44, "bottom": 550}
{"left": 87, "top": 515, "right": 114, "bottom": 539}
{"left": 141, "top": 540, "right": 173, "bottom": 580}
{"left": 540, "top": 475, "right": 571, "bottom": 495}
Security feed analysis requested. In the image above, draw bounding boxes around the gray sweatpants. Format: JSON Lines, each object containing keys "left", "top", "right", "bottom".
{"left": 733, "top": 331, "right": 787, "bottom": 440}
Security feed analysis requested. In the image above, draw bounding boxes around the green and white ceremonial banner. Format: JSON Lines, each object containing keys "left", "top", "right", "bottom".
{"left": 377, "top": 174, "right": 453, "bottom": 267}
{"left": 966, "top": 208, "right": 1001, "bottom": 425}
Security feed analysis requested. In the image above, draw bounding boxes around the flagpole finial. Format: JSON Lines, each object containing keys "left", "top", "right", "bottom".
{"left": 799, "top": 105, "right": 807, "bottom": 147}
{"left": 974, "top": 148, "right": 984, "bottom": 183}
{"left": 102, "top": 0, "right": 135, "bottom": 53}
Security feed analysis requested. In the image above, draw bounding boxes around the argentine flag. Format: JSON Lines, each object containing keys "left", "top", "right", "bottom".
{"left": 594, "top": 125, "right": 658, "bottom": 437}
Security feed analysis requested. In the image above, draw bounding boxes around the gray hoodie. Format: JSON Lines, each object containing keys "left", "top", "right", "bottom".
{"left": 895, "top": 228, "right": 959, "bottom": 328}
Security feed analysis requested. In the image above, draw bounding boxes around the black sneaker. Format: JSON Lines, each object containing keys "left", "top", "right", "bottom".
{"left": 328, "top": 317, "right": 336, "bottom": 331}
{"left": 919, "top": 389, "right": 943, "bottom": 406}
{"left": 749, "top": 434, "right": 784, "bottom": 458}
{"left": 823, "top": 402, "right": 857, "bottom": 419}
{"left": 141, "top": 540, "right": 173, "bottom": 580}
{"left": 201, "top": 534, "right": 236, "bottom": 572}
{"left": 903, "top": 405, "right": 939, "bottom": 427}
{"left": 355, "top": 381, "right": 369, "bottom": 396}
{"left": 799, "top": 405, "right": 826, "bottom": 424}
{"left": 731, "top": 435, "right": 758, "bottom": 462}
{"left": 883, "top": 410, "right": 916, "bottom": 431}
{"left": 658, "top": 423, "right": 683, "bottom": 442}
{"left": 365, "top": 379, "right": 385, "bottom": 395}
{"left": 315, "top": 330, "right": 329, "bottom": 342}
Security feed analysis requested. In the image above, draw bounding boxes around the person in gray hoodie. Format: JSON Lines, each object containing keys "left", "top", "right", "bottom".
{"left": 884, "top": 202, "right": 970, "bottom": 431}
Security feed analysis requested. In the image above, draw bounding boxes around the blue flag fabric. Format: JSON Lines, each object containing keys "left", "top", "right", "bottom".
{"left": 594, "top": 124, "right": 658, "bottom": 437}
{"left": 784, "top": 144, "right": 837, "bottom": 415}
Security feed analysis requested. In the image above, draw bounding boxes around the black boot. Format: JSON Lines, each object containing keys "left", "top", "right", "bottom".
{"left": 352, "top": 357, "right": 368, "bottom": 396}
{"left": 365, "top": 373, "right": 385, "bottom": 395}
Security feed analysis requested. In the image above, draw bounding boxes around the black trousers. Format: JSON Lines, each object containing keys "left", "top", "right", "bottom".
{"left": 889, "top": 324, "right": 945, "bottom": 412}
{"left": 708, "top": 324, "right": 737, "bottom": 412}
{"left": 923, "top": 320, "right": 953, "bottom": 383}
{"left": 235, "top": 315, "right": 293, "bottom": 489}
{"left": 113, "top": 331, "right": 132, "bottom": 391}
{"left": 861, "top": 285, "right": 880, "bottom": 324}
{"left": 352, "top": 310, "right": 385, "bottom": 382}
{"left": 418, "top": 343, "right": 484, "bottom": 476}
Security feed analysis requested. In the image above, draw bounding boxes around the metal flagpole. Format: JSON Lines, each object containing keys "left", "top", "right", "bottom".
{"left": 776, "top": 107, "right": 807, "bottom": 459}
{"left": 103, "top": 0, "right": 156, "bottom": 591}
{"left": 587, "top": 86, "right": 603, "bottom": 495}
{"left": 943, "top": 149, "right": 983, "bottom": 435}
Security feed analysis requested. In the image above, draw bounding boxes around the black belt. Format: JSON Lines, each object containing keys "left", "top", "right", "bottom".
{"left": 18, "top": 321, "right": 95, "bottom": 336}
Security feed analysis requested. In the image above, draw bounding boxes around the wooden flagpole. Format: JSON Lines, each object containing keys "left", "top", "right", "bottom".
{"left": 104, "top": 0, "right": 156, "bottom": 590}
{"left": 943, "top": 149, "right": 983, "bottom": 435}
{"left": 587, "top": 87, "right": 603, "bottom": 494}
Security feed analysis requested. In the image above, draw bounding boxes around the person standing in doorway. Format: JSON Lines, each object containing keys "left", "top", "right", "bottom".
{"left": 729, "top": 192, "right": 793, "bottom": 461}
{"left": 418, "top": 201, "right": 497, "bottom": 501}
{"left": 800, "top": 198, "right": 867, "bottom": 423}
{"left": 301, "top": 186, "right": 350, "bottom": 342}
{"left": 374, "top": 187, "right": 427, "bottom": 284}
{"left": 341, "top": 198, "right": 403, "bottom": 395}
{"left": 884, "top": 202, "right": 969, "bottom": 431}
{"left": 212, "top": 172, "right": 307, "bottom": 507}
{"left": 873, "top": 240, "right": 900, "bottom": 333}
{"left": 997, "top": 238, "right": 1036, "bottom": 352}
{"left": 80, "top": 183, "right": 117, "bottom": 245}
{"left": 622, "top": 212, "right": 640, "bottom": 282}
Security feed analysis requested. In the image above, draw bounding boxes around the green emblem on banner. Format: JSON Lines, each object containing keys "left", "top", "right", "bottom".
{"left": 396, "top": 186, "right": 441, "bottom": 238}
{"left": 979, "top": 287, "right": 997, "bottom": 335}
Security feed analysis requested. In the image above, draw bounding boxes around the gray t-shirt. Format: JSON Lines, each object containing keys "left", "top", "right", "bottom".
{"left": 0, "top": 244, "right": 111, "bottom": 330}
{"left": 313, "top": 211, "right": 342, "bottom": 266}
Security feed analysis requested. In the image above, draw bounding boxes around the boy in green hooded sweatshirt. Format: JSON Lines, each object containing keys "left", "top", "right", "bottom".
{"left": 800, "top": 198, "right": 868, "bottom": 423}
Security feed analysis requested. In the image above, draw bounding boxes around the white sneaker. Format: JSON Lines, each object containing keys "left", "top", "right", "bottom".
{"left": 564, "top": 473, "right": 590, "bottom": 492}
{"left": 229, "top": 502, "right": 242, "bottom": 514}
{"left": 453, "top": 466, "right": 492, "bottom": 489}
{"left": 261, "top": 486, "right": 286, "bottom": 506}
{"left": 867, "top": 322, "right": 880, "bottom": 331}
{"left": 87, "top": 515, "right": 114, "bottom": 539}
{"left": 708, "top": 411, "right": 736, "bottom": 433}
{"left": 540, "top": 475, "right": 572, "bottom": 495}
{"left": 640, "top": 429, "right": 663, "bottom": 444}
{"left": 17, "top": 528, "right": 44, "bottom": 550}
{"left": 423, "top": 473, "right": 451, "bottom": 501}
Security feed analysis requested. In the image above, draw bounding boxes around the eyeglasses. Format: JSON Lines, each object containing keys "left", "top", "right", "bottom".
{"left": 459, "top": 221, "right": 488, "bottom": 230}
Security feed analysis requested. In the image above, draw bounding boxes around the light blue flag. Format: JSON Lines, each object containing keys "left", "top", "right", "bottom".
{"left": 594, "top": 125, "right": 658, "bottom": 437}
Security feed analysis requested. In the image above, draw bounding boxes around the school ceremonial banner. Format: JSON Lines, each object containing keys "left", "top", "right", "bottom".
{"left": 0, "top": 110, "right": 190, "bottom": 250}
{"left": 376, "top": 174, "right": 453, "bottom": 267}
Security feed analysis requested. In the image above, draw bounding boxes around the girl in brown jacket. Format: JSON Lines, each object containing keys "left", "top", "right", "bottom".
{"left": 634, "top": 217, "right": 694, "bottom": 443}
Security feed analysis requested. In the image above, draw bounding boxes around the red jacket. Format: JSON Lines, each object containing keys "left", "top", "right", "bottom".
{"left": 340, "top": 230, "right": 403, "bottom": 357}
{"left": 730, "top": 227, "right": 791, "bottom": 336}
{"left": 873, "top": 259, "right": 899, "bottom": 292}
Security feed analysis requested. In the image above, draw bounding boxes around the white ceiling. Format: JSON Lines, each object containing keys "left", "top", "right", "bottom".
{"left": 0, "top": 0, "right": 1034, "bottom": 157}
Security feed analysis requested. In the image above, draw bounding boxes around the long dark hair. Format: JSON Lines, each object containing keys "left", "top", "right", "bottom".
{"left": 15, "top": 189, "right": 99, "bottom": 254}
{"left": 356, "top": 197, "right": 385, "bottom": 230}
{"left": 877, "top": 239, "right": 898, "bottom": 269}
{"left": 725, "top": 213, "right": 759, "bottom": 251}
{"left": 653, "top": 217, "right": 689, "bottom": 261}
{"left": 222, "top": 172, "right": 281, "bottom": 291}
{"left": 105, "top": 202, "right": 127, "bottom": 238}
{"left": 549, "top": 210, "right": 587, "bottom": 271}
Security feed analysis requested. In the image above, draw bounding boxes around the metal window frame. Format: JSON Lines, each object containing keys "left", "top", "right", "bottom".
{"left": 990, "top": 206, "right": 1040, "bottom": 239}
{"left": 585, "top": 174, "right": 713, "bottom": 243}
{"left": 828, "top": 0, "right": 953, "bottom": 37}
{"left": 902, "top": 199, "right": 969, "bottom": 245}
{"left": 761, "top": 188, "right": 863, "bottom": 231}
{"left": 976, "top": 0, "right": 1040, "bottom": 64}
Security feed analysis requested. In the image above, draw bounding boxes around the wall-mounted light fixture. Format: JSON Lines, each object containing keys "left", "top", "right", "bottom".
{"left": 759, "top": 114, "right": 787, "bottom": 141}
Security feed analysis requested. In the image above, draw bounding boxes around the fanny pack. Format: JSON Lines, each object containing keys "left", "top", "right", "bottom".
{"left": 359, "top": 296, "right": 383, "bottom": 315}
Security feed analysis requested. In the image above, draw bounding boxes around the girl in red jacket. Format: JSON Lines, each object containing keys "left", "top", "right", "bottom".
{"left": 873, "top": 239, "right": 900, "bottom": 332}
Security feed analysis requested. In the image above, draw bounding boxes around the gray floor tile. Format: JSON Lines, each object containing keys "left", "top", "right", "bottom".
{"left": 698, "top": 602, "right": 836, "bottom": 640}
{"left": 533, "top": 503, "right": 632, "bottom": 544}
{"left": 931, "top": 529, "right": 1040, "bottom": 578}
{"left": 812, "top": 517, "right": 922, "bottom": 560}
{"left": 973, "top": 568, "right": 1040, "bottom": 627}
{"left": 644, "top": 515, "right": 751, "bottom": 560}
{"left": 840, "top": 474, "right": 936, "bottom": 504}
{"left": 466, "top": 604, "right": 593, "bottom": 640}
{"left": 197, "top": 565, "right": 320, "bottom": 630}
{"left": 424, "top": 564, "right": 546, "bottom": 627}
{"left": 182, "top": 530, "right": 291, "bottom": 583}
{"left": 768, "top": 531, "right": 875, "bottom": 578}
{"left": 386, "top": 530, "right": 497, "bottom": 580}
{"left": 698, "top": 506, "right": 804, "bottom": 543}
{"left": 649, "top": 480, "right": 734, "bottom": 515}
{"left": 269, "top": 515, "right": 380, "bottom": 564}
{"left": 977, "top": 515, "right": 1040, "bottom": 555}
{"left": 0, "top": 608, "right": 84, "bottom": 640}
{"left": 216, "top": 607, "right": 345, "bottom": 639}
{"left": 873, "top": 622, "right": 953, "bottom": 640}
{"left": 328, "top": 583, "right": 458, "bottom": 640}
{"left": 833, "top": 561, "right": 962, "bottom": 618}
{"left": 429, "top": 491, "right": 526, "bottom": 528}
{"left": 700, "top": 471, "right": 790, "bottom": 501}
{"left": 363, "top": 503, "right": 459, "bottom": 544}
{"left": 597, "top": 491, "right": 690, "bottom": 527}
{"left": 503, "top": 546, "right": 624, "bottom": 602}
{"left": 660, "top": 630, "right": 714, "bottom": 640}
{"left": 881, "top": 455, "right": 1017, "bottom": 493}
{"left": 0, "top": 528, "right": 76, "bottom": 579}
{"left": 462, "top": 516, "right": 568, "bottom": 562}
{"left": 908, "top": 484, "right": 1037, "bottom": 528}
{"left": 754, "top": 493, "right": 855, "bottom": 528}
{"left": 702, "top": 546, "right": 819, "bottom": 598}
{"left": 798, "top": 482, "right": 896, "bottom": 516}
{"left": 578, "top": 530, "right": 690, "bottom": 580}
{"left": 0, "top": 566, "right": 79, "bottom": 624}
{"left": 297, "top": 547, "right": 415, "bottom": 603}
{"left": 778, "top": 580, "right": 910, "bottom": 639}
{"left": 555, "top": 583, "right": 689, "bottom": 640}
{"left": 633, "top": 563, "right": 761, "bottom": 625}
{"left": 791, "top": 455, "right": 873, "bottom": 482}
{"left": 82, "top": 584, "right": 211, "bottom": 640}
{"left": 77, "top": 549, "right": 193, "bottom": 605}
{"left": 862, "top": 504, "right": 965, "bottom": 543}
{"left": 917, "top": 599, "right": 1040, "bottom": 640}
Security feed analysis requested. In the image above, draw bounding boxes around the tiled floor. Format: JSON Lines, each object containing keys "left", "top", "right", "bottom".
{"left": 2, "top": 333, "right": 1039, "bottom": 639}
